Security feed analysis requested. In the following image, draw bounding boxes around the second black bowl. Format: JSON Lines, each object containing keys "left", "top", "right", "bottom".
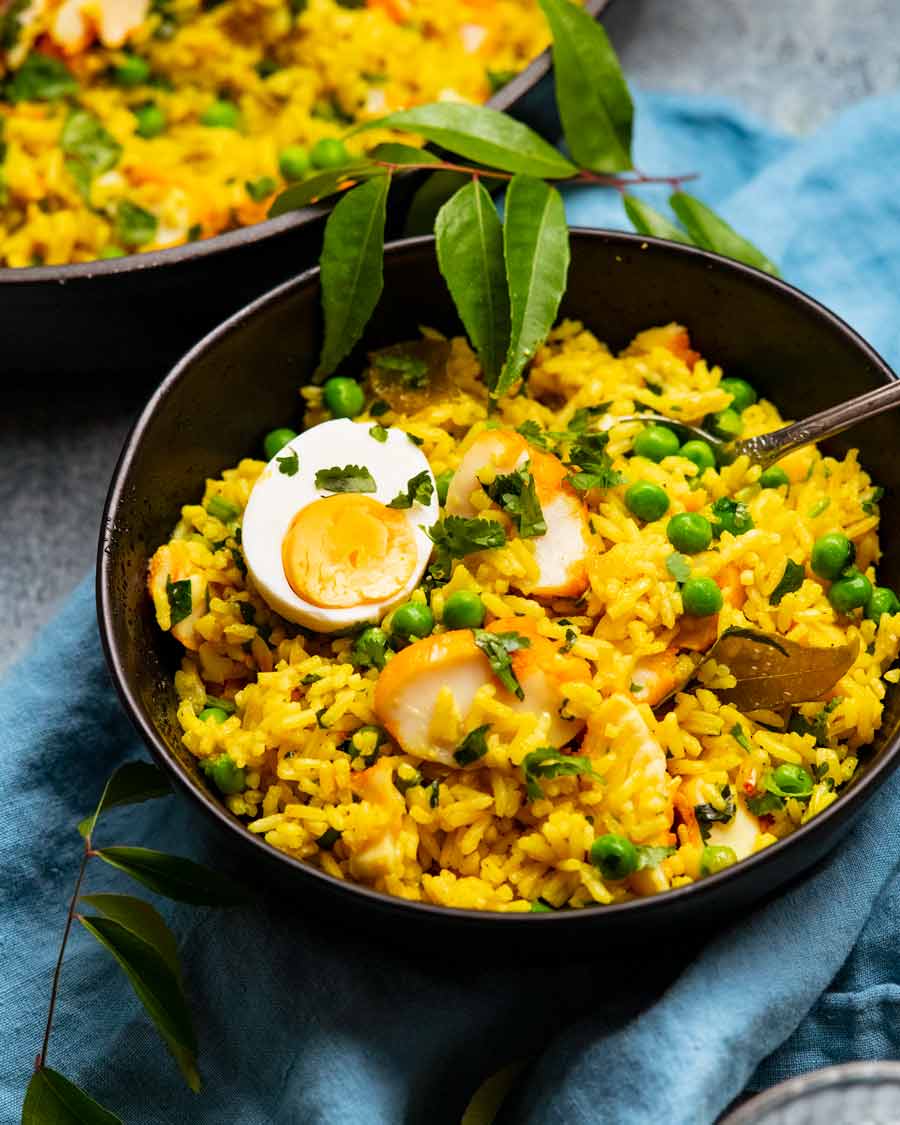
{"left": 99, "top": 230, "right": 900, "bottom": 938}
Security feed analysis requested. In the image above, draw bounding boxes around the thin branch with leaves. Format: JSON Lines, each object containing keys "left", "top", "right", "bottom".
{"left": 268, "top": 0, "right": 777, "bottom": 395}
{"left": 22, "top": 762, "right": 243, "bottom": 1125}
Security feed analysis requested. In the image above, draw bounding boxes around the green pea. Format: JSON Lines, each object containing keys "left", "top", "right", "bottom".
{"left": 866, "top": 586, "right": 900, "bottom": 622}
{"left": 625, "top": 480, "right": 670, "bottom": 523}
{"left": 706, "top": 408, "right": 744, "bottom": 441}
{"left": 263, "top": 427, "right": 298, "bottom": 460}
{"left": 391, "top": 602, "right": 434, "bottom": 640}
{"left": 278, "top": 144, "right": 310, "bottom": 181}
{"left": 811, "top": 532, "right": 855, "bottom": 581}
{"left": 98, "top": 245, "right": 126, "bottom": 259}
{"left": 590, "top": 834, "right": 639, "bottom": 881}
{"left": 759, "top": 466, "right": 790, "bottom": 489}
{"left": 681, "top": 575, "right": 723, "bottom": 617}
{"left": 666, "top": 512, "right": 713, "bottom": 555}
{"left": 700, "top": 845, "right": 737, "bottom": 877}
{"left": 772, "top": 762, "right": 814, "bottom": 797}
{"left": 310, "top": 137, "right": 349, "bottom": 169}
{"left": 198, "top": 706, "right": 229, "bottom": 724}
{"left": 207, "top": 754, "right": 246, "bottom": 795}
{"left": 632, "top": 424, "right": 680, "bottom": 463}
{"left": 112, "top": 53, "right": 151, "bottom": 87}
{"left": 720, "top": 377, "right": 758, "bottom": 413}
{"left": 680, "top": 439, "right": 717, "bottom": 473}
{"left": 200, "top": 99, "right": 241, "bottom": 129}
{"left": 442, "top": 590, "right": 485, "bottom": 629}
{"left": 829, "top": 570, "right": 873, "bottom": 614}
{"left": 134, "top": 101, "right": 166, "bottom": 138}
{"left": 352, "top": 626, "right": 388, "bottom": 670}
{"left": 322, "top": 376, "right": 365, "bottom": 418}
{"left": 435, "top": 469, "right": 454, "bottom": 507}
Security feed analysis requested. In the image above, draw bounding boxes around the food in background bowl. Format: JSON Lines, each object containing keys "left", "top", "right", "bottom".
{"left": 0, "top": 0, "right": 557, "bottom": 266}
{"left": 145, "top": 319, "right": 900, "bottom": 913}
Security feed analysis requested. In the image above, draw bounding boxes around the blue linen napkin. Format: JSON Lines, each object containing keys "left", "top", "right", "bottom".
{"left": 4, "top": 90, "right": 900, "bottom": 1125}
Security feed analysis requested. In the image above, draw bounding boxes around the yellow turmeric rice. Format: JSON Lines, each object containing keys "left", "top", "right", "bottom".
{"left": 0, "top": 0, "right": 555, "bottom": 266}
{"left": 147, "top": 321, "right": 900, "bottom": 912}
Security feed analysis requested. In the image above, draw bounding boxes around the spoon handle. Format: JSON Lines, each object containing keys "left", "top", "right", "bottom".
{"left": 734, "top": 379, "right": 900, "bottom": 469}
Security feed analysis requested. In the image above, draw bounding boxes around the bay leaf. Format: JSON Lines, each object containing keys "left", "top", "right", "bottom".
{"left": 78, "top": 760, "right": 171, "bottom": 839}
{"left": 538, "top": 0, "right": 633, "bottom": 172}
{"left": 354, "top": 103, "right": 577, "bottom": 179}
{"left": 435, "top": 179, "right": 509, "bottom": 389}
{"left": 317, "top": 174, "right": 391, "bottom": 377}
{"left": 496, "top": 174, "right": 569, "bottom": 397}
{"left": 669, "top": 192, "right": 780, "bottom": 276}
{"left": 623, "top": 195, "right": 691, "bottom": 244}
{"left": 94, "top": 846, "right": 245, "bottom": 905}
{"left": 21, "top": 1068, "right": 122, "bottom": 1125}
{"left": 710, "top": 627, "right": 859, "bottom": 710}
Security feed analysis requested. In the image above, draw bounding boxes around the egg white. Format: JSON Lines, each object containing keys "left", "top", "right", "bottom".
{"left": 242, "top": 419, "right": 438, "bottom": 632}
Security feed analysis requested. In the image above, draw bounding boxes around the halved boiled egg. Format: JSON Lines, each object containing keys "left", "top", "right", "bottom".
{"left": 373, "top": 616, "right": 592, "bottom": 765}
{"left": 242, "top": 419, "right": 438, "bottom": 631}
{"left": 445, "top": 428, "right": 592, "bottom": 598}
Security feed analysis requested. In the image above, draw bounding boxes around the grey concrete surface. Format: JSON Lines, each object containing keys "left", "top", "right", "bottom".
{"left": 2, "top": 0, "right": 899, "bottom": 675}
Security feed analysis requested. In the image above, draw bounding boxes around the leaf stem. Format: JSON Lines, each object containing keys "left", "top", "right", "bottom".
{"left": 37, "top": 839, "right": 92, "bottom": 1071}
{"left": 368, "top": 157, "right": 698, "bottom": 192}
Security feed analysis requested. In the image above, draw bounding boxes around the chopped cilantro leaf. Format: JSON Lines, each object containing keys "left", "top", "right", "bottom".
{"left": 245, "top": 175, "right": 276, "bottom": 201}
{"left": 206, "top": 494, "right": 239, "bottom": 523}
{"left": 427, "top": 515, "right": 506, "bottom": 558}
{"left": 808, "top": 497, "right": 831, "bottom": 518}
{"left": 473, "top": 629, "right": 530, "bottom": 699}
{"left": 276, "top": 449, "right": 299, "bottom": 476}
{"left": 666, "top": 552, "right": 692, "bottom": 584}
{"left": 115, "top": 199, "right": 158, "bottom": 249}
{"left": 369, "top": 399, "right": 390, "bottom": 417}
{"left": 634, "top": 844, "right": 675, "bottom": 871}
{"left": 482, "top": 464, "right": 546, "bottom": 538}
{"left": 515, "top": 420, "right": 552, "bottom": 450}
{"left": 315, "top": 827, "right": 342, "bottom": 850}
{"left": 694, "top": 788, "right": 736, "bottom": 841}
{"left": 388, "top": 470, "right": 434, "bottom": 509}
{"left": 166, "top": 576, "right": 192, "bottom": 626}
{"left": 522, "top": 746, "right": 598, "bottom": 801}
{"left": 453, "top": 724, "right": 491, "bottom": 767}
{"left": 300, "top": 673, "right": 321, "bottom": 685}
{"left": 238, "top": 601, "right": 256, "bottom": 625}
{"left": 862, "top": 486, "right": 884, "bottom": 515}
{"left": 428, "top": 779, "right": 440, "bottom": 808}
{"left": 373, "top": 352, "right": 429, "bottom": 389}
{"left": 746, "top": 791, "right": 784, "bottom": 816}
{"left": 60, "top": 109, "right": 122, "bottom": 196}
{"left": 315, "top": 464, "right": 377, "bottom": 493}
{"left": 730, "top": 723, "right": 752, "bottom": 752}
{"left": 564, "top": 432, "right": 623, "bottom": 492}
{"left": 711, "top": 496, "right": 753, "bottom": 537}
{"left": 6, "top": 51, "right": 76, "bottom": 102}
{"left": 369, "top": 423, "right": 388, "bottom": 442}
{"left": 770, "top": 558, "right": 805, "bottom": 605}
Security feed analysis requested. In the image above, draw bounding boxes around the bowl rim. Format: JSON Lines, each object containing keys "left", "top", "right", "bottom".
{"left": 0, "top": 0, "right": 608, "bottom": 286}
{"left": 98, "top": 227, "right": 900, "bottom": 924}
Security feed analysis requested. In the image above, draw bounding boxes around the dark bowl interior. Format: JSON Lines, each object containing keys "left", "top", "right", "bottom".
{"left": 1, "top": 0, "right": 608, "bottom": 382}
{"left": 99, "top": 229, "right": 900, "bottom": 938}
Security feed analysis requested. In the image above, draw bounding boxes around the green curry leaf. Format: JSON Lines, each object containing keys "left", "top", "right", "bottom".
{"left": 94, "top": 846, "right": 245, "bottom": 905}
{"left": 622, "top": 195, "right": 691, "bottom": 243}
{"left": 669, "top": 192, "right": 780, "bottom": 276}
{"left": 317, "top": 174, "right": 391, "bottom": 377}
{"left": 435, "top": 179, "right": 510, "bottom": 390}
{"left": 78, "top": 761, "right": 171, "bottom": 839}
{"left": 497, "top": 175, "right": 569, "bottom": 397}
{"left": 538, "top": 0, "right": 633, "bottom": 171}
{"left": 268, "top": 161, "right": 380, "bottom": 216}
{"left": 22, "top": 1067, "right": 122, "bottom": 1125}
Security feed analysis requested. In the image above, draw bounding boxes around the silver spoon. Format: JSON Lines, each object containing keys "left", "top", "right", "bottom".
{"left": 599, "top": 380, "right": 900, "bottom": 469}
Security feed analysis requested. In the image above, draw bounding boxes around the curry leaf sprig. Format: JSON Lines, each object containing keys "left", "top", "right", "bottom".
{"left": 22, "top": 761, "right": 243, "bottom": 1125}
{"left": 269, "top": 0, "right": 777, "bottom": 393}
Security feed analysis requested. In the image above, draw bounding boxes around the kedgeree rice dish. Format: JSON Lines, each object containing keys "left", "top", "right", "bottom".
{"left": 147, "top": 322, "right": 900, "bottom": 912}
{"left": 0, "top": 0, "right": 555, "bottom": 266}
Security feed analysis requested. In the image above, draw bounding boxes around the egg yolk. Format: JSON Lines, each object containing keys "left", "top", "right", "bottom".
{"left": 282, "top": 494, "right": 418, "bottom": 608}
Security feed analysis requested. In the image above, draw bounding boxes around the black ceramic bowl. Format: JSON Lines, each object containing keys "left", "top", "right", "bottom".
{"left": 99, "top": 230, "right": 900, "bottom": 937}
{"left": 1, "top": 0, "right": 608, "bottom": 382}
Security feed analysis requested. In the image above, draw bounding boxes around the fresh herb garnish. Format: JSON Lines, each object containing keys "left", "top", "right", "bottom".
{"left": 166, "top": 577, "right": 192, "bottom": 626}
{"left": 770, "top": 559, "right": 805, "bottom": 605}
{"left": 746, "top": 791, "right": 784, "bottom": 816}
{"left": 315, "top": 826, "right": 342, "bottom": 850}
{"left": 370, "top": 399, "right": 390, "bottom": 417}
{"left": 564, "top": 431, "right": 623, "bottom": 492}
{"left": 788, "top": 698, "right": 841, "bottom": 746}
{"left": 711, "top": 496, "right": 753, "bottom": 537}
{"left": 453, "top": 724, "right": 491, "bottom": 766}
{"left": 388, "top": 470, "right": 434, "bottom": 509}
{"left": 276, "top": 449, "right": 299, "bottom": 476}
{"left": 666, "top": 552, "right": 692, "bottom": 584}
{"left": 482, "top": 464, "right": 546, "bottom": 538}
{"left": 473, "top": 629, "right": 530, "bottom": 699}
{"left": 694, "top": 787, "right": 736, "bottom": 841}
{"left": 6, "top": 50, "right": 77, "bottom": 102}
{"left": 245, "top": 176, "right": 276, "bottom": 202}
{"left": 862, "top": 486, "right": 884, "bottom": 515}
{"left": 369, "top": 423, "right": 388, "bottom": 442}
{"left": 238, "top": 601, "right": 255, "bottom": 625}
{"left": 634, "top": 844, "right": 675, "bottom": 871}
{"left": 60, "top": 109, "right": 122, "bottom": 200}
{"left": 808, "top": 498, "right": 831, "bottom": 519}
{"left": 515, "top": 420, "right": 552, "bottom": 450}
{"left": 300, "top": 673, "right": 321, "bottom": 685}
{"left": 115, "top": 199, "right": 158, "bottom": 249}
{"left": 206, "top": 495, "right": 239, "bottom": 523}
{"left": 730, "top": 723, "right": 752, "bottom": 752}
{"left": 427, "top": 515, "right": 506, "bottom": 558}
{"left": 522, "top": 746, "right": 598, "bottom": 801}
{"left": 428, "top": 779, "right": 440, "bottom": 808}
{"left": 315, "top": 464, "right": 377, "bottom": 493}
{"left": 373, "top": 351, "right": 429, "bottom": 389}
